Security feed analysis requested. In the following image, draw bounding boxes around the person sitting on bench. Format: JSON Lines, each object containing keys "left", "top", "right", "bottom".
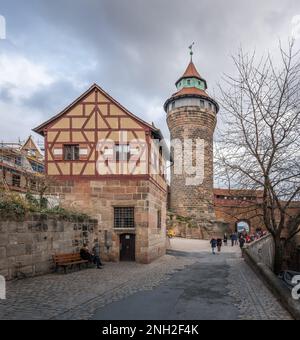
{"left": 80, "top": 244, "right": 93, "bottom": 263}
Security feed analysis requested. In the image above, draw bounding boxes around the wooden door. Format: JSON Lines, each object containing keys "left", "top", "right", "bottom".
{"left": 120, "top": 234, "right": 136, "bottom": 261}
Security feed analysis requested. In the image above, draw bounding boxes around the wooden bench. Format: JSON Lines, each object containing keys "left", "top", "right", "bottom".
{"left": 53, "top": 253, "right": 89, "bottom": 274}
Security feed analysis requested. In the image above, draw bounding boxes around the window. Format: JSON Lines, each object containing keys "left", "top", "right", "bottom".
{"left": 200, "top": 100, "right": 205, "bottom": 109}
{"left": 64, "top": 145, "right": 79, "bottom": 161}
{"left": 30, "top": 180, "right": 37, "bottom": 191}
{"left": 157, "top": 210, "right": 162, "bottom": 229}
{"left": 30, "top": 161, "right": 45, "bottom": 173}
{"left": 114, "top": 207, "right": 135, "bottom": 229}
{"left": 172, "top": 101, "right": 176, "bottom": 110}
{"left": 115, "top": 144, "right": 130, "bottom": 162}
{"left": 15, "top": 157, "right": 22, "bottom": 166}
{"left": 208, "top": 102, "right": 212, "bottom": 110}
{"left": 12, "top": 174, "right": 21, "bottom": 187}
{"left": 187, "top": 79, "right": 191, "bottom": 85}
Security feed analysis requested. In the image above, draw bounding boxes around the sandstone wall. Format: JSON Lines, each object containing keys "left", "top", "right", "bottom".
{"left": 167, "top": 106, "right": 217, "bottom": 234}
{"left": 49, "top": 178, "right": 167, "bottom": 264}
{"left": 244, "top": 234, "right": 275, "bottom": 270}
{"left": 0, "top": 215, "right": 98, "bottom": 280}
{"left": 147, "top": 181, "right": 167, "bottom": 262}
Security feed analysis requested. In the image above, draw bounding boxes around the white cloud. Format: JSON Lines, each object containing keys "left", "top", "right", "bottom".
{"left": 0, "top": 53, "right": 55, "bottom": 102}
{"left": 291, "top": 15, "right": 300, "bottom": 40}
{"left": 0, "top": 101, "right": 43, "bottom": 142}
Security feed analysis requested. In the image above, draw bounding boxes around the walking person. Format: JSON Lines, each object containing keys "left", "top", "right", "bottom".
{"left": 230, "top": 233, "right": 235, "bottom": 247}
{"left": 234, "top": 232, "right": 239, "bottom": 246}
{"left": 210, "top": 237, "right": 217, "bottom": 255}
{"left": 217, "top": 238, "right": 223, "bottom": 253}
{"left": 223, "top": 233, "right": 228, "bottom": 246}
{"left": 92, "top": 240, "right": 103, "bottom": 269}
{"left": 239, "top": 236, "right": 246, "bottom": 257}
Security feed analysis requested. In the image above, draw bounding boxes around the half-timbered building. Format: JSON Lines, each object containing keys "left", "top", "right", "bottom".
{"left": 33, "top": 84, "right": 168, "bottom": 263}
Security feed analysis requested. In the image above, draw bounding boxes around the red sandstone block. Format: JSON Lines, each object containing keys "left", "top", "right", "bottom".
{"left": 104, "top": 187, "right": 125, "bottom": 193}
{"left": 126, "top": 187, "right": 137, "bottom": 194}
{"left": 137, "top": 187, "right": 149, "bottom": 193}
{"left": 114, "top": 194, "right": 134, "bottom": 200}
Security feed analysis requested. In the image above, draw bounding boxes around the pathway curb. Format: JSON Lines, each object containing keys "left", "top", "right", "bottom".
{"left": 243, "top": 248, "right": 300, "bottom": 320}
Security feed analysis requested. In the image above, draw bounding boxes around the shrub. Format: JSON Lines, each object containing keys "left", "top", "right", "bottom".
{"left": 0, "top": 192, "right": 90, "bottom": 222}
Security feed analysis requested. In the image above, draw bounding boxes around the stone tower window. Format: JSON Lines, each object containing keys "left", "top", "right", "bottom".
{"left": 200, "top": 100, "right": 205, "bottom": 108}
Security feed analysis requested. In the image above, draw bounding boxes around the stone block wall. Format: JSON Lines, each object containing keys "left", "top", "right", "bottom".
{"left": 244, "top": 234, "right": 275, "bottom": 270}
{"left": 167, "top": 106, "right": 217, "bottom": 234}
{"left": 146, "top": 181, "right": 167, "bottom": 262}
{"left": 49, "top": 178, "right": 167, "bottom": 264}
{"left": 0, "top": 215, "right": 98, "bottom": 280}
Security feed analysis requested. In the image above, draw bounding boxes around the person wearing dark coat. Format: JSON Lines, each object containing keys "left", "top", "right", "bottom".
{"left": 223, "top": 234, "right": 228, "bottom": 246}
{"left": 210, "top": 238, "right": 218, "bottom": 255}
{"left": 230, "top": 234, "right": 235, "bottom": 247}
{"left": 239, "top": 236, "right": 246, "bottom": 250}
{"left": 217, "top": 238, "right": 223, "bottom": 253}
{"left": 92, "top": 240, "right": 103, "bottom": 269}
{"left": 80, "top": 245, "right": 93, "bottom": 262}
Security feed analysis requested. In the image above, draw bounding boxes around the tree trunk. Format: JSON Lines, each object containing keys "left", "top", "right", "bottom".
{"left": 273, "top": 235, "right": 283, "bottom": 275}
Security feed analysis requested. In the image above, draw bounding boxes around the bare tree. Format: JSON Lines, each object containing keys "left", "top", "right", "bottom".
{"left": 216, "top": 41, "right": 300, "bottom": 274}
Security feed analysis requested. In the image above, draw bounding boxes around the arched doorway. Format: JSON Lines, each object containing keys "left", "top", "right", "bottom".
{"left": 236, "top": 220, "right": 250, "bottom": 234}
{"left": 120, "top": 234, "right": 136, "bottom": 261}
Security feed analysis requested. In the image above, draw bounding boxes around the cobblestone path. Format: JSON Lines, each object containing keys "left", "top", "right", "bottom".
{"left": 0, "top": 238, "right": 293, "bottom": 320}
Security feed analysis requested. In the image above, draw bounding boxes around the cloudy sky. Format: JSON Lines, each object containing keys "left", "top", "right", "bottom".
{"left": 0, "top": 0, "right": 300, "bottom": 144}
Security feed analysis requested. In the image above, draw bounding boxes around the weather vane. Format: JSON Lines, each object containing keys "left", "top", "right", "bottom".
{"left": 189, "top": 42, "right": 195, "bottom": 61}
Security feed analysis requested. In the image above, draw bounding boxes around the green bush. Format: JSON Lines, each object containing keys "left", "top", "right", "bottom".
{"left": 0, "top": 198, "right": 27, "bottom": 220}
{"left": 42, "top": 206, "right": 89, "bottom": 222}
{"left": 0, "top": 193, "right": 90, "bottom": 222}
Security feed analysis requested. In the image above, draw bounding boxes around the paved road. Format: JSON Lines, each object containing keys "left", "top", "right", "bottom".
{"left": 93, "top": 239, "right": 292, "bottom": 320}
{"left": 0, "top": 238, "right": 292, "bottom": 320}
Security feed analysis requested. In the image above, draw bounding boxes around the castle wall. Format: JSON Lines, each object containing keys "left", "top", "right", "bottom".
{"left": 0, "top": 216, "right": 98, "bottom": 280}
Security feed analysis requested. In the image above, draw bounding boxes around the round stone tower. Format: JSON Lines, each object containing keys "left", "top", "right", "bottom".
{"left": 164, "top": 52, "right": 219, "bottom": 237}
